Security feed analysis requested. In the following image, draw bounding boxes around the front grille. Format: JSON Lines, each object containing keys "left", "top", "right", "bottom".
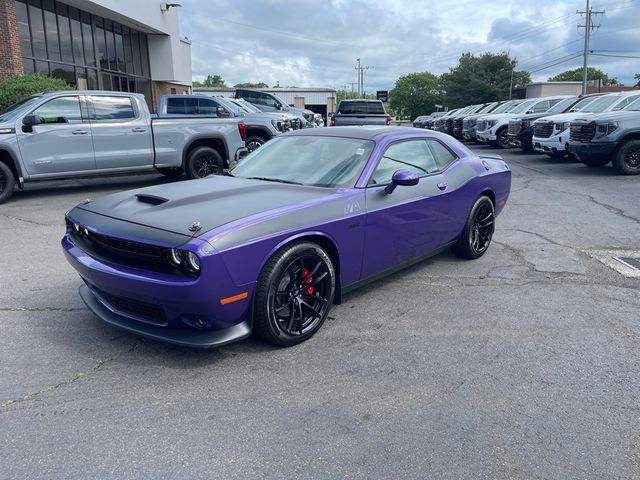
{"left": 290, "top": 118, "right": 301, "bottom": 130}
{"left": 462, "top": 118, "right": 476, "bottom": 131}
{"left": 93, "top": 285, "right": 166, "bottom": 324}
{"left": 476, "top": 120, "right": 488, "bottom": 132}
{"left": 454, "top": 118, "right": 463, "bottom": 130}
{"left": 570, "top": 121, "right": 596, "bottom": 143}
{"left": 534, "top": 122, "right": 554, "bottom": 138}
{"left": 508, "top": 120, "right": 522, "bottom": 136}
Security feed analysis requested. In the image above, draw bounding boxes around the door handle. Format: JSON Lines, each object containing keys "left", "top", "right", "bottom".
{"left": 72, "top": 129, "right": 88, "bottom": 135}
{"left": 437, "top": 182, "right": 447, "bottom": 191}
{"left": 131, "top": 127, "right": 146, "bottom": 133}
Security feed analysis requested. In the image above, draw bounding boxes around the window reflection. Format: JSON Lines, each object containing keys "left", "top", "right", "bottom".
{"left": 90, "top": 96, "right": 135, "bottom": 120}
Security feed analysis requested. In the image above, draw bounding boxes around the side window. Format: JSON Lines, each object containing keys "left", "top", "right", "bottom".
{"left": 531, "top": 100, "right": 550, "bottom": 113}
{"left": 166, "top": 97, "right": 186, "bottom": 114}
{"left": 370, "top": 140, "right": 438, "bottom": 185}
{"left": 615, "top": 95, "right": 640, "bottom": 110}
{"left": 90, "top": 96, "right": 136, "bottom": 121}
{"left": 426, "top": 139, "right": 457, "bottom": 171}
{"left": 198, "top": 98, "right": 218, "bottom": 115}
{"left": 256, "top": 92, "right": 279, "bottom": 108}
{"left": 32, "top": 96, "right": 82, "bottom": 124}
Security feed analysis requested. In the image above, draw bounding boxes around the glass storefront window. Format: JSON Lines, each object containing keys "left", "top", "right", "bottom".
{"left": 56, "top": 5, "right": 74, "bottom": 64}
{"left": 81, "top": 14, "right": 95, "bottom": 67}
{"left": 43, "top": 0, "right": 61, "bottom": 62}
{"left": 50, "top": 62, "right": 76, "bottom": 87}
{"left": 16, "top": 1, "right": 32, "bottom": 57}
{"left": 69, "top": 11, "right": 84, "bottom": 67}
{"left": 28, "top": 0, "right": 47, "bottom": 59}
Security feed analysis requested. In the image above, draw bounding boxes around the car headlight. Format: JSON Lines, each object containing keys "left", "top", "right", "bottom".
{"left": 185, "top": 252, "right": 201, "bottom": 272}
{"left": 597, "top": 121, "right": 619, "bottom": 135}
{"left": 487, "top": 120, "right": 498, "bottom": 128}
{"left": 168, "top": 249, "right": 183, "bottom": 267}
{"left": 554, "top": 122, "right": 569, "bottom": 131}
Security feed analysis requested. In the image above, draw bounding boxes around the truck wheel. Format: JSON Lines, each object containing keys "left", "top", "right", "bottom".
{"left": 0, "top": 162, "right": 16, "bottom": 204}
{"left": 157, "top": 167, "right": 183, "bottom": 178}
{"left": 496, "top": 128, "right": 510, "bottom": 149}
{"left": 185, "top": 146, "right": 224, "bottom": 179}
{"left": 612, "top": 139, "right": 640, "bottom": 175}
{"left": 580, "top": 157, "right": 610, "bottom": 168}
{"left": 245, "top": 135, "right": 266, "bottom": 153}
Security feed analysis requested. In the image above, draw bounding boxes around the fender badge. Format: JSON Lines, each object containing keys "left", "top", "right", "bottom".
{"left": 188, "top": 221, "right": 202, "bottom": 233}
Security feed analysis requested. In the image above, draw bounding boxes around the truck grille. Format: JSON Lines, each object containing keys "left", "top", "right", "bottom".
{"left": 570, "top": 121, "right": 596, "bottom": 143}
{"left": 508, "top": 120, "right": 522, "bottom": 136}
{"left": 476, "top": 120, "right": 488, "bottom": 132}
{"left": 453, "top": 118, "right": 463, "bottom": 130}
{"left": 92, "top": 284, "right": 167, "bottom": 324}
{"left": 290, "top": 118, "right": 301, "bottom": 130}
{"left": 534, "top": 122, "right": 554, "bottom": 138}
{"left": 462, "top": 118, "right": 476, "bottom": 131}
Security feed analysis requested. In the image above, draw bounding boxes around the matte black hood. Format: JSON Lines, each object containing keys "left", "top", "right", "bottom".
{"left": 77, "top": 176, "right": 334, "bottom": 236}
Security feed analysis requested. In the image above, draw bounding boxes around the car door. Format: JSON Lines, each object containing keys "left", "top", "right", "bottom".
{"left": 16, "top": 95, "right": 95, "bottom": 176}
{"left": 88, "top": 95, "right": 153, "bottom": 170}
{"left": 361, "top": 139, "right": 458, "bottom": 278}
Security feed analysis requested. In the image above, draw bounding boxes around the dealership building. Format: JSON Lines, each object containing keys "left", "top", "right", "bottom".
{"left": 0, "top": 0, "right": 192, "bottom": 108}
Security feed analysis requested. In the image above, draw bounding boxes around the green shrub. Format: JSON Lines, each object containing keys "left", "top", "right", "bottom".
{"left": 0, "top": 74, "right": 71, "bottom": 112}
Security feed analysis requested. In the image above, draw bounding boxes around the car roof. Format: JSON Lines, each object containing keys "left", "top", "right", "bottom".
{"left": 282, "top": 126, "right": 431, "bottom": 141}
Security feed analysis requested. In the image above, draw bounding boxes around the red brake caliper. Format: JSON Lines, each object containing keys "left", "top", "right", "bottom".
{"left": 301, "top": 267, "right": 314, "bottom": 299}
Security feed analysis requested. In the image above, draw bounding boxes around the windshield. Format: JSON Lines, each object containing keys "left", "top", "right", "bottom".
{"left": 623, "top": 96, "right": 640, "bottom": 111}
{"left": 569, "top": 96, "right": 599, "bottom": 112}
{"left": 233, "top": 99, "right": 261, "bottom": 113}
{"left": 580, "top": 95, "right": 621, "bottom": 113}
{"left": 511, "top": 100, "right": 536, "bottom": 114}
{"left": 478, "top": 102, "right": 498, "bottom": 114}
{"left": 546, "top": 97, "right": 578, "bottom": 114}
{"left": 231, "top": 135, "right": 375, "bottom": 188}
{"left": 0, "top": 95, "right": 42, "bottom": 122}
{"left": 215, "top": 98, "right": 245, "bottom": 115}
{"left": 491, "top": 101, "right": 518, "bottom": 114}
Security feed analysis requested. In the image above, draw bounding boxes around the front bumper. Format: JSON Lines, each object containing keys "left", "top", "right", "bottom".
{"left": 567, "top": 141, "right": 618, "bottom": 161}
{"left": 507, "top": 128, "right": 533, "bottom": 148}
{"left": 477, "top": 130, "right": 496, "bottom": 143}
{"left": 62, "top": 235, "right": 254, "bottom": 348}
{"left": 533, "top": 134, "right": 567, "bottom": 155}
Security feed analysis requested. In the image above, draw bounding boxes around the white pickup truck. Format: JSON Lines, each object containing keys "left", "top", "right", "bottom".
{"left": 0, "top": 90, "right": 247, "bottom": 203}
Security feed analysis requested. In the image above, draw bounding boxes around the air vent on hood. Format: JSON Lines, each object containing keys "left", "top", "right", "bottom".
{"left": 135, "top": 194, "right": 168, "bottom": 206}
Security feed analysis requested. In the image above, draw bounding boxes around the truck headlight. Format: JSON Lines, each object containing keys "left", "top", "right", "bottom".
{"left": 271, "top": 119, "right": 284, "bottom": 132}
{"left": 597, "top": 121, "right": 618, "bottom": 135}
{"left": 487, "top": 120, "right": 497, "bottom": 128}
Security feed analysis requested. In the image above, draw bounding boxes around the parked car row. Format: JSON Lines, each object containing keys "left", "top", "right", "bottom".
{"left": 413, "top": 90, "right": 640, "bottom": 175}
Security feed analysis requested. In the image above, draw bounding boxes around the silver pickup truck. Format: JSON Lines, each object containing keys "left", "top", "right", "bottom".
{"left": 0, "top": 91, "right": 247, "bottom": 203}
{"left": 329, "top": 99, "right": 392, "bottom": 126}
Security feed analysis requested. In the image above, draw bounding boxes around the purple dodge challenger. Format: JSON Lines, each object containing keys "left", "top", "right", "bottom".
{"left": 62, "top": 126, "right": 511, "bottom": 348}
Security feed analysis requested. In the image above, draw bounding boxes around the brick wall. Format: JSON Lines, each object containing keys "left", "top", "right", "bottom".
{"left": 0, "top": 0, "right": 24, "bottom": 79}
{"left": 151, "top": 81, "right": 191, "bottom": 111}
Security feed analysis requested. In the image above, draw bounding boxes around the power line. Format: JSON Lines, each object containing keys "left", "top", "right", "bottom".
{"left": 527, "top": 53, "right": 583, "bottom": 74}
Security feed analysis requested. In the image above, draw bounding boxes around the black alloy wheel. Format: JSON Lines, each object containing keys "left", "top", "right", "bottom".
{"left": 613, "top": 139, "right": 640, "bottom": 175}
{"left": 185, "top": 146, "right": 224, "bottom": 179}
{"left": 497, "top": 128, "right": 510, "bottom": 149}
{"left": 452, "top": 196, "right": 495, "bottom": 259}
{"left": 0, "top": 161, "right": 15, "bottom": 204}
{"left": 254, "top": 242, "right": 335, "bottom": 346}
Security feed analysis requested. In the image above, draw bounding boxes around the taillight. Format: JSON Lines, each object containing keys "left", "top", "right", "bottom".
{"left": 238, "top": 122, "right": 246, "bottom": 141}
{"left": 386, "top": 115, "right": 392, "bottom": 125}
{"left": 330, "top": 115, "right": 336, "bottom": 126}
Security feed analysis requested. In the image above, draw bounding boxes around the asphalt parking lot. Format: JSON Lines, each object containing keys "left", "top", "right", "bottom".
{"left": 1, "top": 145, "right": 639, "bottom": 479}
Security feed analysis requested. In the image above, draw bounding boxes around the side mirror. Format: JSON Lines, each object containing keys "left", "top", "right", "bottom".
{"left": 328, "top": 112, "right": 335, "bottom": 117}
{"left": 22, "top": 114, "right": 42, "bottom": 132}
{"left": 216, "top": 106, "right": 230, "bottom": 117}
{"left": 384, "top": 170, "right": 419, "bottom": 194}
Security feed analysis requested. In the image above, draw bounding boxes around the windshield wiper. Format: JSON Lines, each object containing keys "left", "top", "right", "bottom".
{"left": 245, "top": 176, "right": 303, "bottom": 185}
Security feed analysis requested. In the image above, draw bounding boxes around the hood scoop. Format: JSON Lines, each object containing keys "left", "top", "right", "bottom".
{"left": 135, "top": 194, "right": 169, "bottom": 206}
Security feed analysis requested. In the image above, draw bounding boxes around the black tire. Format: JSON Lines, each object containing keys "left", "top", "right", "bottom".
{"left": 156, "top": 167, "right": 183, "bottom": 177}
{"left": 245, "top": 135, "right": 266, "bottom": 153}
{"left": 496, "top": 128, "right": 510, "bottom": 149}
{"left": 0, "top": 161, "right": 16, "bottom": 204}
{"left": 452, "top": 196, "right": 495, "bottom": 260}
{"left": 253, "top": 242, "right": 335, "bottom": 347}
{"left": 612, "top": 139, "right": 640, "bottom": 175}
{"left": 184, "top": 146, "right": 224, "bottom": 179}
{"left": 579, "top": 156, "right": 610, "bottom": 168}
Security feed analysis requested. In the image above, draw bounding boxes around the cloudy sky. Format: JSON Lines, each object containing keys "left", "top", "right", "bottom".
{"left": 178, "top": 0, "right": 640, "bottom": 92}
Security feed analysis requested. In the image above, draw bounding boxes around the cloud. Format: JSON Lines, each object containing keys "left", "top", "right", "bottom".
{"left": 179, "top": 0, "right": 640, "bottom": 91}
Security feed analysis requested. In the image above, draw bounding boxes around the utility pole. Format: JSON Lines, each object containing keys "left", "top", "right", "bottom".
{"left": 355, "top": 59, "right": 372, "bottom": 97}
{"left": 577, "top": 0, "right": 604, "bottom": 94}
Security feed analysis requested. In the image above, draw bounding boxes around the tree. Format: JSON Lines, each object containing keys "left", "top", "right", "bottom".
{"left": 233, "top": 82, "right": 269, "bottom": 88}
{"left": 440, "top": 52, "right": 530, "bottom": 108}
{"left": 548, "top": 67, "right": 621, "bottom": 86}
{"left": 634, "top": 73, "right": 640, "bottom": 87}
{"left": 192, "top": 74, "right": 227, "bottom": 88}
{"left": 388, "top": 72, "right": 442, "bottom": 119}
{"left": 0, "top": 74, "right": 70, "bottom": 111}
